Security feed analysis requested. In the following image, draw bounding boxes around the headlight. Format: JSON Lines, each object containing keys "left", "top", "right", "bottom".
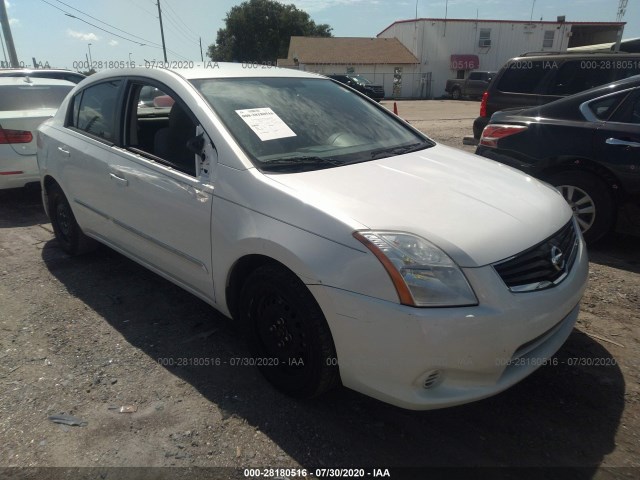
{"left": 354, "top": 231, "right": 478, "bottom": 307}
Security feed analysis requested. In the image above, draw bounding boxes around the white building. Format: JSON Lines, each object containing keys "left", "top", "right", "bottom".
{"left": 378, "top": 18, "right": 625, "bottom": 98}
{"left": 277, "top": 37, "right": 422, "bottom": 98}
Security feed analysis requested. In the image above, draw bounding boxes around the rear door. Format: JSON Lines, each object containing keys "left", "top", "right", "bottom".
{"left": 593, "top": 89, "right": 640, "bottom": 228}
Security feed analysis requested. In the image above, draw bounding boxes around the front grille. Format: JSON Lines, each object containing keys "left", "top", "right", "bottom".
{"left": 493, "top": 220, "right": 578, "bottom": 292}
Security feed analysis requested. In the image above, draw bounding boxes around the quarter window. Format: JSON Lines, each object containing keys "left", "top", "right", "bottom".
{"left": 587, "top": 93, "right": 625, "bottom": 120}
{"left": 68, "top": 80, "right": 121, "bottom": 142}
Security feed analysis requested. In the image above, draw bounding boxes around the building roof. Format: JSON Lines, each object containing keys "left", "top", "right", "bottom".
{"left": 567, "top": 37, "right": 640, "bottom": 53}
{"left": 378, "top": 18, "right": 626, "bottom": 37}
{"left": 278, "top": 36, "right": 419, "bottom": 66}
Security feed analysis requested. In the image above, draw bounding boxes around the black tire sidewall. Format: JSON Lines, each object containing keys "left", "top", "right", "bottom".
{"left": 239, "top": 265, "right": 338, "bottom": 398}
{"left": 49, "top": 186, "right": 82, "bottom": 254}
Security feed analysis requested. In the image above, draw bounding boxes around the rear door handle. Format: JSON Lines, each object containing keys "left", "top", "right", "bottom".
{"left": 606, "top": 137, "right": 640, "bottom": 148}
{"left": 109, "top": 172, "right": 129, "bottom": 187}
{"left": 57, "top": 146, "right": 70, "bottom": 157}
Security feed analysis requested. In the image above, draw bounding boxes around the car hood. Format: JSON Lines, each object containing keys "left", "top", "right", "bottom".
{"left": 268, "top": 144, "right": 572, "bottom": 267}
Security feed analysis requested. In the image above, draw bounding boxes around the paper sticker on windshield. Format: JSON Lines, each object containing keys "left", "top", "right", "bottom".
{"left": 235, "top": 108, "right": 296, "bottom": 141}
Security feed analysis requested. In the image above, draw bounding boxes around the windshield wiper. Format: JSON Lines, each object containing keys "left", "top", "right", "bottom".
{"left": 260, "top": 155, "right": 344, "bottom": 172}
{"left": 369, "top": 142, "right": 429, "bottom": 160}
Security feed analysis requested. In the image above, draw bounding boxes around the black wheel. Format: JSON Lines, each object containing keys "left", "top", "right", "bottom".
{"left": 451, "top": 88, "right": 461, "bottom": 100}
{"left": 48, "top": 184, "right": 96, "bottom": 255}
{"left": 239, "top": 264, "right": 339, "bottom": 398}
{"left": 547, "top": 171, "right": 615, "bottom": 244}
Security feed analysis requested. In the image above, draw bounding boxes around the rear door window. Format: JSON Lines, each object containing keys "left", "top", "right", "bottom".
{"left": 497, "top": 61, "right": 549, "bottom": 94}
{"left": 68, "top": 80, "right": 122, "bottom": 142}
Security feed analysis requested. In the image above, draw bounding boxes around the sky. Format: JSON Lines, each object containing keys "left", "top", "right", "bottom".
{"left": 2, "top": 0, "right": 638, "bottom": 70}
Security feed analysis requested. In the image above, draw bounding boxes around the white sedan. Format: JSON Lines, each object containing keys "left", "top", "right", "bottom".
{"left": 0, "top": 77, "right": 75, "bottom": 189}
{"left": 37, "top": 65, "right": 588, "bottom": 410}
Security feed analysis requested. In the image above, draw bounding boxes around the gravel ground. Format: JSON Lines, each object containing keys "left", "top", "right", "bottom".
{"left": 0, "top": 100, "right": 638, "bottom": 479}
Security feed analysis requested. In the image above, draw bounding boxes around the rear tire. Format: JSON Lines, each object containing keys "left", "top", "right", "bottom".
{"left": 547, "top": 171, "right": 615, "bottom": 244}
{"left": 451, "top": 88, "right": 461, "bottom": 100}
{"left": 239, "top": 264, "right": 339, "bottom": 398}
{"left": 48, "top": 184, "right": 97, "bottom": 255}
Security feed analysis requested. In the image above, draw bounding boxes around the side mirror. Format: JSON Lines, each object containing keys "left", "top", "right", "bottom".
{"left": 186, "top": 134, "right": 205, "bottom": 155}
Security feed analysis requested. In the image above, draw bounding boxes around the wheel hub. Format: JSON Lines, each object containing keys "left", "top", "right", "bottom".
{"left": 557, "top": 184, "right": 596, "bottom": 233}
{"left": 256, "top": 294, "right": 306, "bottom": 362}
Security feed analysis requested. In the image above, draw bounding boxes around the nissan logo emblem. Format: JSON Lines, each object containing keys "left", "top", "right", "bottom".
{"left": 551, "top": 246, "right": 565, "bottom": 272}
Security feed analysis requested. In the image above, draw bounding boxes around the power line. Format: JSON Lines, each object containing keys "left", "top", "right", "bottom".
{"left": 130, "top": 0, "right": 157, "bottom": 18}
{"left": 51, "top": 0, "right": 158, "bottom": 46}
{"left": 162, "top": 10, "right": 200, "bottom": 46}
{"left": 40, "top": 0, "right": 192, "bottom": 60}
{"left": 163, "top": 0, "right": 200, "bottom": 43}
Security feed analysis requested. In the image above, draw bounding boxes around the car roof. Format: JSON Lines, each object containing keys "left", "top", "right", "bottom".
{"left": 0, "top": 76, "right": 77, "bottom": 87}
{"left": 0, "top": 68, "right": 84, "bottom": 75}
{"left": 85, "top": 62, "right": 325, "bottom": 83}
{"left": 512, "top": 52, "right": 640, "bottom": 62}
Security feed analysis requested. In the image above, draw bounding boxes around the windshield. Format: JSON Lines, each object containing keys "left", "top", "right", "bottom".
{"left": 351, "top": 75, "right": 371, "bottom": 85}
{"left": 0, "top": 85, "right": 73, "bottom": 111}
{"left": 191, "top": 77, "right": 432, "bottom": 172}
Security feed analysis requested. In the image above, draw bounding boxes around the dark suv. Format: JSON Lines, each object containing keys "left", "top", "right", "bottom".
{"left": 328, "top": 74, "right": 385, "bottom": 101}
{"left": 473, "top": 52, "right": 640, "bottom": 138}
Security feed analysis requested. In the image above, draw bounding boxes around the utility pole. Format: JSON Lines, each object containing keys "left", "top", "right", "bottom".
{"left": 156, "top": 0, "right": 168, "bottom": 62}
{"left": 614, "top": 0, "right": 627, "bottom": 52}
{"left": 199, "top": 37, "right": 204, "bottom": 62}
{"left": 0, "top": 0, "right": 19, "bottom": 67}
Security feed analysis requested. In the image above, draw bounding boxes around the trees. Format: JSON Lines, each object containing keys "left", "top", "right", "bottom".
{"left": 208, "top": 0, "right": 332, "bottom": 63}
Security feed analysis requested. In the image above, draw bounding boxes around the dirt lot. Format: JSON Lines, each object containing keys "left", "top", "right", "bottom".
{"left": 1, "top": 100, "right": 639, "bottom": 479}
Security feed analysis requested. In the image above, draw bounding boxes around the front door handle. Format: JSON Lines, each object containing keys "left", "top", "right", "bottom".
{"left": 109, "top": 172, "right": 128, "bottom": 187}
{"left": 57, "top": 146, "right": 70, "bottom": 157}
{"left": 606, "top": 137, "right": 640, "bottom": 148}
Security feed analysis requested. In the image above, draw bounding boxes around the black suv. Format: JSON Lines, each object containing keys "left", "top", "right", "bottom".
{"left": 473, "top": 52, "right": 640, "bottom": 138}
{"left": 328, "top": 74, "right": 385, "bottom": 101}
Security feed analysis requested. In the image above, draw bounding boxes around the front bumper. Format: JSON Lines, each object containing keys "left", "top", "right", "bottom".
{"left": 309, "top": 237, "right": 588, "bottom": 410}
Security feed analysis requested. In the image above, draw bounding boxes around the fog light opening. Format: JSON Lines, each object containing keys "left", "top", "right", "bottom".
{"left": 423, "top": 370, "right": 442, "bottom": 389}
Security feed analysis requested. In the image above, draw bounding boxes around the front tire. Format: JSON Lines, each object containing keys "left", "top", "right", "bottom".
{"left": 239, "top": 264, "right": 339, "bottom": 398}
{"left": 547, "top": 171, "right": 615, "bottom": 244}
{"left": 48, "top": 184, "right": 97, "bottom": 255}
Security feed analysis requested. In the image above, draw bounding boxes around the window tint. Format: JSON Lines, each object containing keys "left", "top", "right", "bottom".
{"left": 549, "top": 61, "right": 615, "bottom": 96}
{"left": 497, "top": 62, "right": 549, "bottom": 94}
{"left": 587, "top": 93, "right": 625, "bottom": 120}
{"left": 0, "top": 84, "right": 73, "bottom": 111}
{"left": 69, "top": 80, "right": 121, "bottom": 142}
{"left": 609, "top": 91, "right": 640, "bottom": 124}
{"left": 124, "top": 82, "right": 198, "bottom": 176}
{"left": 631, "top": 98, "right": 640, "bottom": 125}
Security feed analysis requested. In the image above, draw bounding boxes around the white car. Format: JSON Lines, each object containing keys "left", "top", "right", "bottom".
{"left": 37, "top": 65, "right": 588, "bottom": 410}
{"left": 0, "top": 77, "right": 75, "bottom": 189}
